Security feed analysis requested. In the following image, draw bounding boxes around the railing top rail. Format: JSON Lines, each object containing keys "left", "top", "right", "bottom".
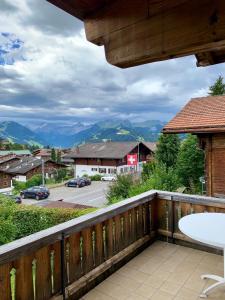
{"left": 0, "top": 190, "right": 156, "bottom": 264}
{"left": 157, "top": 191, "right": 225, "bottom": 207}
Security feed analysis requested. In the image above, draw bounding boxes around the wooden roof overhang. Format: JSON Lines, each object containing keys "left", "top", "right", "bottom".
{"left": 162, "top": 126, "right": 225, "bottom": 134}
{"left": 47, "top": 0, "right": 225, "bottom": 68}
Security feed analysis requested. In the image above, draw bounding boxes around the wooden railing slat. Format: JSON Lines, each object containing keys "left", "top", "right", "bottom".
{"left": 82, "top": 228, "right": 93, "bottom": 274}
{"left": 35, "top": 246, "right": 52, "bottom": 300}
{"left": 68, "top": 233, "right": 81, "bottom": 283}
{"left": 106, "top": 219, "right": 114, "bottom": 259}
{"left": 52, "top": 241, "right": 61, "bottom": 294}
{"left": 15, "top": 254, "right": 34, "bottom": 300}
{"left": 95, "top": 223, "right": 104, "bottom": 267}
{"left": 0, "top": 263, "right": 12, "bottom": 300}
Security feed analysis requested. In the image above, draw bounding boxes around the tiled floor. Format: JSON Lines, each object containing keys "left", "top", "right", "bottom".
{"left": 82, "top": 241, "right": 225, "bottom": 300}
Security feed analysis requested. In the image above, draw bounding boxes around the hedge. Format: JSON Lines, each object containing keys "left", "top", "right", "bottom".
{"left": 0, "top": 194, "right": 95, "bottom": 245}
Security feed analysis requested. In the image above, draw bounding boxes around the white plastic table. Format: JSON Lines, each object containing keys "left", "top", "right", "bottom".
{"left": 179, "top": 213, "right": 225, "bottom": 298}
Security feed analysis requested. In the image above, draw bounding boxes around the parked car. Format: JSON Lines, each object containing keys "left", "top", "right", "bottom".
{"left": 65, "top": 178, "right": 86, "bottom": 188}
{"left": 9, "top": 195, "right": 22, "bottom": 204}
{"left": 36, "top": 185, "right": 50, "bottom": 196}
{"left": 20, "top": 186, "right": 49, "bottom": 200}
{"left": 82, "top": 177, "right": 92, "bottom": 186}
{"left": 101, "top": 175, "right": 117, "bottom": 182}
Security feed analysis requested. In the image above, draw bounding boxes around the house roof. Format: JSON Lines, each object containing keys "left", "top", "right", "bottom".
{"left": 163, "top": 95, "right": 225, "bottom": 134}
{"left": 34, "top": 200, "right": 94, "bottom": 210}
{"left": 0, "top": 150, "right": 31, "bottom": 156}
{"left": 0, "top": 156, "right": 20, "bottom": 166}
{"left": 65, "top": 141, "right": 155, "bottom": 160}
{"left": 4, "top": 157, "right": 66, "bottom": 175}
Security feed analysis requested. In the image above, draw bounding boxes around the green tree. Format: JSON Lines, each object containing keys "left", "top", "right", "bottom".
{"left": 51, "top": 148, "right": 56, "bottom": 161}
{"left": 208, "top": 75, "right": 225, "bottom": 96}
{"left": 176, "top": 135, "right": 204, "bottom": 192}
{"left": 141, "top": 161, "right": 155, "bottom": 181}
{"left": 156, "top": 134, "right": 180, "bottom": 169}
{"left": 56, "top": 150, "right": 61, "bottom": 163}
{"left": 107, "top": 175, "right": 133, "bottom": 204}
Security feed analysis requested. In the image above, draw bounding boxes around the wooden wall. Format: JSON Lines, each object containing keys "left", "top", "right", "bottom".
{"left": 200, "top": 133, "right": 225, "bottom": 197}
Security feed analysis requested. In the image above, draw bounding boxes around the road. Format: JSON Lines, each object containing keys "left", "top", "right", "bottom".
{"left": 21, "top": 181, "right": 111, "bottom": 207}
{"left": 47, "top": 181, "right": 110, "bottom": 207}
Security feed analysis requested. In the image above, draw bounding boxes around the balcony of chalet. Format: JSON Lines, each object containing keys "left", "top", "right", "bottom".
{"left": 0, "top": 191, "right": 225, "bottom": 300}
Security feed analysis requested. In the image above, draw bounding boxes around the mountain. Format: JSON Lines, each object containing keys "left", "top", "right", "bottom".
{"left": 0, "top": 119, "right": 166, "bottom": 148}
{"left": 0, "top": 121, "right": 46, "bottom": 146}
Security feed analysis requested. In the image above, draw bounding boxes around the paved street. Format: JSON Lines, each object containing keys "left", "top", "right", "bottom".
{"left": 48, "top": 181, "right": 110, "bottom": 207}
{"left": 22, "top": 181, "right": 110, "bottom": 207}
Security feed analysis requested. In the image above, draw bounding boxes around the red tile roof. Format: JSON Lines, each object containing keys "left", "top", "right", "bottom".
{"left": 163, "top": 95, "right": 225, "bottom": 133}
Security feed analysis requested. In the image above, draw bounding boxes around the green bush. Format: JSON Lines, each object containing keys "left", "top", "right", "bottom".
{"left": 12, "top": 206, "right": 95, "bottom": 239}
{"left": 141, "top": 161, "right": 156, "bottom": 181}
{"left": 89, "top": 174, "right": 102, "bottom": 181}
{"left": 0, "top": 194, "right": 96, "bottom": 244}
{"left": 26, "top": 175, "right": 42, "bottom": 188}
{"left": 107, "top": 175, "right": 133, "bottom": 204}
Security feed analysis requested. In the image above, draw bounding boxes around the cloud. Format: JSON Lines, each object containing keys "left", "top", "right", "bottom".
{"left": 0, "top": 0, "right": 225, "bottom": 126}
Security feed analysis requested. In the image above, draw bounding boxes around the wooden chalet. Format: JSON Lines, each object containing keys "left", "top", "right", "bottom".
{"left": 163, "top": 95, "right": 225, "bottom": 198}
{"left": 48, "top": 0, "right": 225, "bottom": 68}
{"left": 0, "top": 170, "right": 13, "bottom": 191}
{"left": 64, "top": 141, "right": 156, "bottom": 177}
{"left": 4, "top": 157, "right": 66, "bottom": 182}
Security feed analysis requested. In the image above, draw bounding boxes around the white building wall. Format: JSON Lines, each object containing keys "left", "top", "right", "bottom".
{"left": 75, "top": 165, "right": 117, "bottom": 178}
{"left": 13, "top": 175, "right": 27, "bottom": 182}
{"left": 75, "top": 162, "right": 146, "bottom": 178}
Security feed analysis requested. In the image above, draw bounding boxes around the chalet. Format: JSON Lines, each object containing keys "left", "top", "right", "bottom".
{"left": 33, "top": 149, "right": 52, "bottom": 160}
{"left": 3, "top": 157, "right": 66, "bottom": 182}
{"left": 0, "top": 155, "right": 20, "bottom": 170}
{"left": 163, "top": 95, "right": 225, "bottom": 198}
{"left": 0, "top": 170, "right": 13, "bottom": 193}
{"left": 64, "top": 141, "right": 156, "bottom": 178}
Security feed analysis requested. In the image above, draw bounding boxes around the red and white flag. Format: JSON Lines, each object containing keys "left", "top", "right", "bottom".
{"left": 127, "top": 154, "right": 138, "bottom": 166}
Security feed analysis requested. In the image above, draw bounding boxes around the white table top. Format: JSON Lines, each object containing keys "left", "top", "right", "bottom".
{"left": 179, "top": 213, "right": 225, "bottom": 249}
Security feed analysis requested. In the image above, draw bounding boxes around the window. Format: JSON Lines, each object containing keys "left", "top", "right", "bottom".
{"left": 120, "top": 168, "right": 124, "bottom": 174}
{"left": 99, "top": 168, "right": 106, "bottom": 174}
{"left": 91, "top": 168, "right": 98, "bottom": 172}
{"left": 108, "top": 168, "right": 116, "bottom": 174}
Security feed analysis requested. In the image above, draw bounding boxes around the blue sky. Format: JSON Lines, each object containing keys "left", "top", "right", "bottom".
{"left": 0, "top": 0, "right": 225, "bottom": 126}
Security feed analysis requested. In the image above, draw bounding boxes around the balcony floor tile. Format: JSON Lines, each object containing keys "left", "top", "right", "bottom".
{"left": 82, "top": 241, "right": 225, "bottom": 300}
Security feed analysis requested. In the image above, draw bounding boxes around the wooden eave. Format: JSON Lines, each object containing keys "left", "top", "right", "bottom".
{"left": 163, "top": 126, "right": 225, "bottom": 134}
{"left": 47, "top": 0, "right": 225, "bottom": 68}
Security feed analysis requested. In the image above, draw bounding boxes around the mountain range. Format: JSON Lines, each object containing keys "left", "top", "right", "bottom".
{"left": 0, "top": 119, "right": 166, "bottom": 148}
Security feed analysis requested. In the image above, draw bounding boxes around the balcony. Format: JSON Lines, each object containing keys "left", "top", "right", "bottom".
{"left": 0, "top": 190, "right": 225, "bottom": 300}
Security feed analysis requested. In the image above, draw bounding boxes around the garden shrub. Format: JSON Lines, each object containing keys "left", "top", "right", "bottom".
{"left": 0, "top": 194, "right": 96, "bottom": 244}
{"left": 89, "top": 174, "right": 102, "bottom": 181}
{"left": 107, "top": 174, "right": 133, "bottom": 204}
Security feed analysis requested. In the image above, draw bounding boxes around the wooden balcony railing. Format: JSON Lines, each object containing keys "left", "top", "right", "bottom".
{"left": 1, "top": 190, "right": 225, "bottom": 300}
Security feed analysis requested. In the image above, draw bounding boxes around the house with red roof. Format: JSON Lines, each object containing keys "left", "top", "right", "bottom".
{"left": 163, "top": 95, "right": 225, "bottom": 197}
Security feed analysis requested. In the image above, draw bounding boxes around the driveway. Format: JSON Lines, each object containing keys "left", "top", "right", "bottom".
{"left": 47, "top": 181, "right": 110, "bottom": 207}
{"left": 21, "top": 181, "right": 111, "bottom": 207}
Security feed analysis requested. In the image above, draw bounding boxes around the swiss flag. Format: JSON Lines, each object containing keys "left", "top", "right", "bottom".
{"left": 127, "top": 154, "right": 138, "bottom": 166}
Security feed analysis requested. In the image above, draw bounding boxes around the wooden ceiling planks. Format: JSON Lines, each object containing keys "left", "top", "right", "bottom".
{"left": 47, "top": 0, "right": 225, "bottom": 68}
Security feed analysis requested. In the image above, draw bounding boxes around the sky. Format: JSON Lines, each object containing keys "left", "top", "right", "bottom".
{"left": 0, "top": 0, "right": 225, "bottom": 126}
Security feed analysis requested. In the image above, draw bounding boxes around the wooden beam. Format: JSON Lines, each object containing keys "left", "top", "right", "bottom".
{"left": 84, "top": 0, "right": 225, "bottom": 68}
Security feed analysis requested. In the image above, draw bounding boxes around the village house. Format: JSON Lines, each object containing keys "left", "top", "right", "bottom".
{"left": 64, "top": 141, "right": 156, "bottom": 178}
{"left": 163, "top": 95, "right": 225, "bottom": 198}
{"left": 3, "top": 157, "right": 66, "bottom": 182}
{"left": 0, "top": 155, "right": 20, "bottom": 170}
{"left": 0, "top": 170, "right": 13, "bottom": 193}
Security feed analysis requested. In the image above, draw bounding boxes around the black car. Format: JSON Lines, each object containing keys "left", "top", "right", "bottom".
{"left": 35, "top": 186, "right": 50, "bottom": 196}
{"left": 20, "top": 187, "right": 49, "bottom": 200}
{"left": 82, "top": 177, "right": 91, "bottom": 186}
{"left": 65, "top": 178, "right": 86, "bottom": 188}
